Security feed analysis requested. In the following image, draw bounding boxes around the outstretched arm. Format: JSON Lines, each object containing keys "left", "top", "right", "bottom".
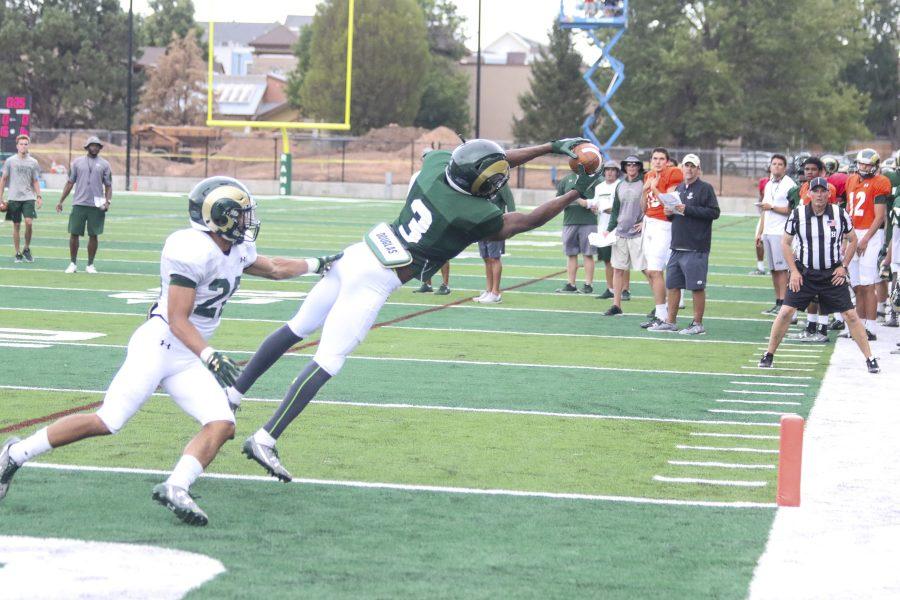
{"left": 244, "top": 252, "right": 343, "bottom": 280}
{"left": 506, "top": 143, "right": 552, "bottom": 168}
{"left": 488, "top": 190, "right": 580, "bottom": 240}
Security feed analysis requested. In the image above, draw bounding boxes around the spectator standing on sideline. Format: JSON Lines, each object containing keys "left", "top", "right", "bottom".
{"left": 0, "top": 135, "right": 42, "bottom": 263}
{"left": 555, "top": 168, "right": 599, "bottom": 294}
{"left": 648, "top": 155, "right": 720, "bottom": 334}
{"left": 474, "top": 184, "right": 516, "bottom": 304}
{"left": 56, "top": 136, "right": 112, "bottom": 274}
{"left": 641, "top": 147, "right": 684, "bottom": 328}
{"left": 587, "top": 160, "right": 621, "bottom": 299}
{"left": 750, "top": 172, "right": 769, "bottom": 275}
{"left": 601, "top": 156, "right": 646, "bottom": 316}
{"left": 757, "top": 155, "right": 795, "bottom": 316}
{"left": 759, "top": 178, "right": 878, "bottom": 373}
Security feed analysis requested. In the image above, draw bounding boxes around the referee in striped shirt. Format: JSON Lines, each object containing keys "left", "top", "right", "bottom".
{"left": 759, "top": 177, "right": 880, "bottom": 373}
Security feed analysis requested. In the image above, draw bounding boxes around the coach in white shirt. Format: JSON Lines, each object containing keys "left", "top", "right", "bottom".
{"left": 756, "top": 154, "right": 795, "bottom": 314}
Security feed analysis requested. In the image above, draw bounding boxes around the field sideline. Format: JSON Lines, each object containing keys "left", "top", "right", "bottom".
{"left": 0, "top": 191, "right": 895, "bottom": 598}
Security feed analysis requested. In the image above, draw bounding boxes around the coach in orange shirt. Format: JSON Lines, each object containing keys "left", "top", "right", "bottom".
{"left": 640, "top": 147, "right": 683, "bottom": 329}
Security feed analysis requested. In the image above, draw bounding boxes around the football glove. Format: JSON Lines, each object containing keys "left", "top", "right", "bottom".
{"left": 201, "top": 347, "right": 242, "bottom": 388}
{"left": 571, "top": 166, "right": 602, "bottom": 199}
{"left": 550, "top": 137, "right": 591, "bottom": 159}
{"left": 310, "top": 252, "right": 343, "bottom": 275}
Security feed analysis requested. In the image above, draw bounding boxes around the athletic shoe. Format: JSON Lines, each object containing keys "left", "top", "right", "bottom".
{"left": 837, "top": 330, "right": 851, "bottom": 339}
{"left": 830, "top": 319, "right": 846, "bottom": 331}
{"left": 649, "top": 321, "right": 678, "bottom": 332}
{"left": 64, "top": 262, "right": 77, "bottom": 273}
{"left": 0, "top": 437, "right": 22, "bottom": 501}
{"left": 480, "top": 292, "right": 502, "bottom": 304}
{"left": 748, "top": 268, "right": 767, "bottom": 276}
{"left": 885, "top": 314, "right": 898, "bottom": 328}
{"left": 151, "top": 483, "right": 208, "bottom": 526}
{"left": 472, "top": 291, "right": 489, "bottom": 303}
{"left": 413, "top": 283, "right": 433, "bottom": 293}
{"left": 646, "top": 308, "right": 656, "bottom": 318}
{"left": 866, "top": 357, "right": 880, "bottom": 374}
{"left": 761, "top": 305, "right": 780, "bottom": 316}
{"left": 242, "top": 437, "right": 292, "bottom": 482}
{"left": 794, "top": 330, "right": 827, "bottom": 343}
{"left": 877, "top": 311, "right": 886, "bottom": 324}
{"left": 678, "top": 322, "right": 706, "bottom": 335}
{"left": 435, "top": 284, "right": 451, "bottom": 295}
{"left": 621, "top": 290, "right": 631, "bottom": 301}
{"left": 85, "top": 264, "right": 98, "bottom": 274}
{"left": 602, "top": 305, "right": 623, "bottom": 317}
{"left": 758, "top": 353, "right": 774, "bottom": 368}
{"left": 640, "top": 316, "right": 662, "bottom": 329}
{"left": 22, "top": 248, "right": 33, "bottom": 263}
{"left": 14, "top": 254, "right": 23, "bottom": 263}
{"left": 581, "top": 284, "right": 594, "bottom": 294}
{"left": 866, "top": 329, "right": 877, "bottom": 341}
{"left": 595, "top": 288, "right": 614, "bottom": 299}
{"left": 556, "top": 283, "right": 578, "bottom": 293}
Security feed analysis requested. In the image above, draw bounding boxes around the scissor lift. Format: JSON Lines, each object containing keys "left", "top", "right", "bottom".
{"left": 558, "top": 0, "right": 628, "bottom": 156}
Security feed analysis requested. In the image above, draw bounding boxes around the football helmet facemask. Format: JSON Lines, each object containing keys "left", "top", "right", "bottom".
{"left": 855, "top": 148, "right": 880, "bottom": 178}
{"left": 188, "top": 176, "right": 260, "bottom": 244}
{"left": 445, "top": 139, "right": 510, "bottom": 198}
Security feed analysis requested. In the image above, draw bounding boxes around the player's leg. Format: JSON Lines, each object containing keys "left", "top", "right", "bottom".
{"left": 87, "top": 235, "right": 98, "bottom": 267}
{"left": 11, "top": 220, "right": 21, "bottom": 257}
{"left": 23, "top": 216, "right": 33, "bottom": 255}
{"left": 759, "top": 305, "right": 799, "bottom": 367}
{"left": 643, "top": 221, "right": 669, "bottom": 323}
{"left": 1, "top": 321, "right": 169, "bottom": 501}
{"left": 488, "top": 257, "right": 502, "bottom": 297}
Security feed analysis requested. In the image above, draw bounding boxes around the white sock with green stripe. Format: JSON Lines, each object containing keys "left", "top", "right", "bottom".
{"left": 263, "top": 361, "right": 333, "bottom": 440}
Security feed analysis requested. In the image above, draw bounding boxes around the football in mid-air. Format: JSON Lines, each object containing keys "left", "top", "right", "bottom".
{"left": 568, "top": 142, "right": 602, "bottom": 174}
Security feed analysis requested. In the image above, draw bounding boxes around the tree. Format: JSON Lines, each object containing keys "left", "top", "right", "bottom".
{"left": 141, "top": 0, "right": 200, "bottom": 48}
{"left": 294, "top": 0, "right": 429, "bottom": 133}
{"left": 512, "top": 23, "right": 590, "bottom": 144}
{"left": 137, "top": 31, "right": 206, "bottom": 125}
{"left": 414, "top": 0, "right": 470, "bottom": 131}
{"left": 285, "top": 25, "right": 313, "bottom": 112}
{"left": 0, "top": 0, "right": 132, "bottom": 129}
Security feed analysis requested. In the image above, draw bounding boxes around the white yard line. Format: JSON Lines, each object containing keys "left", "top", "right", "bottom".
{"left": 668, "top": 460, "right": 776, "bottom": 470}
{"left": 707, "top": 409, "right": 794, "bottom": 416}
{"left": 714, "top": 399, "right": 801, "bottom": 406}
{"left": 677, "top": 445, "right": 780, "bottom": 454}
{"left": 728, "top": 381, "right": 809, "bottom": 387}
{"left": 689, "top": 433, "right": 779, "bottom": 440}
{"left": 21, "top": 462, "right": 776, "bottom": 509}
{"left": 748, "top": 327, "right": 900, "bottom": 599}
{"left": 746, "top": 359, "right": 819, "bottom": 365}
{"left": 723, "top": 389, "right": 804, "bottom": 396}
{"left": 653, "top": 475, "right": 767, "bottom": 487}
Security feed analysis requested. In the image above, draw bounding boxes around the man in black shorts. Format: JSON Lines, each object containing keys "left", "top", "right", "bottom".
{"left": 759, "top": 178, "right": 879, "bottom": 373}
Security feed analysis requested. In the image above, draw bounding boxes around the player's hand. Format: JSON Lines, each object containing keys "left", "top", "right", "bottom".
{"left": 313, "top": 252, "right": 343, "bottom": 275}
{"left": 857, "top": 237, "right": 869, "bottom": 256}
{"left": 102, "top": 201, "right": 110, "bottom": 212}
{"left": 571, "top": 165, "right": 601, "bottom": 199}
{"left": 755, "top": 235, "right": 763, "bottom": 247}
{"left": 789, "top": 271, "right": 803, "bottom": 292}
{"left": 550, "top": 137, "right": 590, "bottom": 158}
{"left": 201, "top": 348, "right": 242, "bottom": 388}
{"left": 56, "top": 202, "right": 63, "bottom": 214}
{"left": 831, "top": 266, "right": 848, "bottom": 286}
{"left": 759, "top": 202, "right": 773, "bottom": 211}
{"left": 36, "top": 197, "right": 42, "bottom": 209}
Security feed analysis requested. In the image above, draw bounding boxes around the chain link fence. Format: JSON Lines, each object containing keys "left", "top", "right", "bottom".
{"left": 19, "top": 128, "right": 794, "bottom": 197}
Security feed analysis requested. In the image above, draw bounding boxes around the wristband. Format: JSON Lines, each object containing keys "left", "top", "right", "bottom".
{"left": 304, "top": 258, "right": 320, "bottom": 273}
{"left": 200, "top": 346, "right": 215, "bottom": 363}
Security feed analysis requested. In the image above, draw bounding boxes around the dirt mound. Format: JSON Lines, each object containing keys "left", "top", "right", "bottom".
{"left": 348, "top": 124, "right": 428, "bottom": 153}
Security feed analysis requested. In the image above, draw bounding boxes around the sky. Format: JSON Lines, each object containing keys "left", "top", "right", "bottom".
{"left": 123, "top": 0, "right": 566, "bottom": 50}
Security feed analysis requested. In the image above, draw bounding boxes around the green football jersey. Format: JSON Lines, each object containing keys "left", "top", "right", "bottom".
{"left": 392, "top": 150, "right": 504, "bottom": 280}
{"left": 557, "top": 173, "right": 597, "bottom": 226}
{"left": 886, "top": 171, "right": 900, "bottom": 229}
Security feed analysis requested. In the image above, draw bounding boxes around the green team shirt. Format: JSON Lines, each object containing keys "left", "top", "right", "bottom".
{"left": 392, "top": 150, "right": 504, "bottom": 280}
{"left": 557, "top": 173, "right": 597, "bottom": 226}
{"left": 885, "top": 170, "right": 900, "bottom": 235}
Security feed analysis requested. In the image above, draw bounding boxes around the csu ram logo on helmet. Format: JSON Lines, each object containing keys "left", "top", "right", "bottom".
{"left": 188, "top": 176, "right": 260, "bottom": 244}
{"left": 445, "top": 139, "right": 510, "bottom": 199}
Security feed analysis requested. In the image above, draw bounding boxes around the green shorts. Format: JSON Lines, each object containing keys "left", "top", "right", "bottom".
{"left": 4, "top": 200, "right": 37, "bottom": 223}
{"left": 596, "top": 245, "right": 612, "bottom": 262}
{"left": 68, "top": 205, "right": 106, "bottom": 236}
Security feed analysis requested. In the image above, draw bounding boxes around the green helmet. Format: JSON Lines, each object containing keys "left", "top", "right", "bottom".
{"left": 881, "top": 157, "right": 897, "bottom": 173}
{"left": 188, "top": 176, "right": 259, "bottom": 244}
{"left": 821, "top": 155, "right": 840, "bottom": 175}
{"left": 445, "top": 139, "right": 510, "bottom": 198}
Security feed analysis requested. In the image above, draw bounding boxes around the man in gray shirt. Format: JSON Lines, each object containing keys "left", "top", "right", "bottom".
{"left": 56, "top": 136, "right": 112, "bottom": 273}
{"left": 0, "top": 135, "right": 43, "bottom": 263}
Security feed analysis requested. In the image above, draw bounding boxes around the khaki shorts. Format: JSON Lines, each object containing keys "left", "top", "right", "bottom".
{"left": 4, "top": 200, "right": 37, "bottom": 223}
{"left": 611, "top": 236, "right": 645, "bottom": 271}
{"left": 68, "top": 204, "right": 106, "bottom": 236}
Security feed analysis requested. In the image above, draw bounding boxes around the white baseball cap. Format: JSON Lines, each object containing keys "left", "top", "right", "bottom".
{"left": 681, "top": 154, "right": 700, "bottom": 167}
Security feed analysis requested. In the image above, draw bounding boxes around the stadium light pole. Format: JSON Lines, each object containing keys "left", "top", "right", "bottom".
{"left": 125, "top": 0, "right": 134, "bottom": 190}
{"left": 475, "top": 0, "right": 481, "bottom": 138}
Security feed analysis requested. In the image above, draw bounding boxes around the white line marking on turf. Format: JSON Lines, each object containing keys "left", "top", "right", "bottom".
{"left": 755, "top": 347, "right": 823, "bottom": 354}
{"left": 740, "top": 366, "right": 814, "bottom": 372}
{"left": 668, "top": 460, "right": 776, "bottom": 470}
{"left": 723, "top": 389, "right": 804, "bottom": 396}
{"left": 714, "top": 399, "right": 801, "bottom": 406}
{"left": 729, "top": 381, "right": 809, "bottom": 387}
{"left": 708, "top": 409, "right": 795, "bottom": 416}
{"left": 747, "top": 359, "right": 819, "bottom": 365}
{"left": 690, "top": 433, "right": 780, "bottom": 440}
{"left": 0, "top": 385, "right": 782, "bottom": 428}
{"left": 22, "top": 463, "right": 777, "bottom": 509}
{"left": 677, "top": 445, "right": 780, "bottom": 454}
{"left": 653, "top": 475, "right": 767, "bottom": 487}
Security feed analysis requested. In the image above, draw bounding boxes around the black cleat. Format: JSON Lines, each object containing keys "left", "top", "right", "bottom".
{"left": 413, "top": 283, "right": 433, "bottom": 293}
{"left": 829, "top": 319, "right": 845, "bottom": 331}
{"left": 580, "top": 284, "right": 594, "bottom": 294}
{"left": 555, "top": 283, "right": 577, "bottom": 293}
{"left": 242, "top": 437, "right": 292, "bottom": 482}
{"left": 866, "top": 329, "right": 877, "bottom": 342}
{"left": 22, "top": 248, "right": 33, "bottom": 263}
{"left": 640, "top": 316, "right": 662, "bottom": 329}
{"left": 151, "top": 483, "right": 208, "bottom": 526}
{"left": 435, "top": 284, "right": 451, "bottom": 295}
{"left": 866, "top": 357, "right": 880, "bottom": 374}
{"left": 758, "top": 353, "right": 774, "bottom": 368}
{"left": 595, "top": 288, "right": 614, "bottom": 299}
{"left": 621, "top": 290, "right": 631, "bottom": 301}
{"left": 602, "top": 305, "right": 623, "bottom": 316}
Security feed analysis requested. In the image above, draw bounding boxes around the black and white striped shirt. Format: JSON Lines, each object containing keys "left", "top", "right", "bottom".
{"left": 785, "top": 204, "right": 852, "bottom": 270}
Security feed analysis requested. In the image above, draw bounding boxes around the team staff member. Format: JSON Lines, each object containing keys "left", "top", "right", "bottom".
{"left": 600, "top": 156, "right": 646, "bottom": 316}
{"left": 56, "top": 136, "right": 112, "bottom": 274}
{"left": 759, "top": 178, "right": 878, "bottom": 373}
{"left": 587, "top": 160, "right": 621, "bottom": 299}
{"left": 648, "top": 154, "right": 720, "bottom": 335}
{"left": 556, "top": 167, "right": 599, "bottom": 294}
{"left": 756, "top": 155, "right": 795, "bottom": 316}
{"left": 641, "top": 147, "right": 683, "bottom": 328}
{"left": 474, "top": 184, "right": 516, "bottom": 304}
{"left": 845, "top": 149, "right": 890, "bottom": 339}
{"left": 0, "top": 135, "right": 42, "bottom": 263}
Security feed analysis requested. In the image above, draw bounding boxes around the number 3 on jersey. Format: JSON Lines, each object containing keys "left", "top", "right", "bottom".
{"left": 194, "top": 277, "right": 240, "bottom": 318}
{"left": 398, "top": 199, "right": 433, "bottom": 244}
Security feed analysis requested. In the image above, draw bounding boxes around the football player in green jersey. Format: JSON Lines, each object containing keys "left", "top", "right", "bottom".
{"left": 879, "top": 158, "right": 900, "bottom": 327}
{"left": 227, "top": 138, "right": 600, "bottom": 481}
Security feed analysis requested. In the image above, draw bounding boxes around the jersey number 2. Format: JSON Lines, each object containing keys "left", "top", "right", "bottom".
{"left": 398, "top": 199, "right": 433, "bottom": 244}
{"left": 851, "top": 191, "right": 867, "bottom": 217}
{"left": 193, "top": 277, "right": 239, "bottom": 318}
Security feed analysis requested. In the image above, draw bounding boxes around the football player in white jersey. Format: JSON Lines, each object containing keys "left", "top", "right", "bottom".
{"left": 0, "top": 177, "right": 341, "bottom": 526}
